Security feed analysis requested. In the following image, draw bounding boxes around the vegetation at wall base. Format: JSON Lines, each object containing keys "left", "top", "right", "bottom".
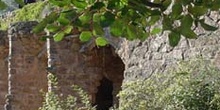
{"left": 118, "top": 59, "right": 220, "bottom": 110}
{"left": 39, "top": 73, "right": 96, "bottom": 110}
{"left": 40, "top": 59, "right": 220, "bottom": 110}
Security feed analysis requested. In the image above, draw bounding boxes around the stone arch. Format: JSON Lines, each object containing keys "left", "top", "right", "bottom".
{"left": 87, "top": 46, "right": 125, "bottom": 109}
{"left": 47, "top": 37, "right": 124, "bottom": 109}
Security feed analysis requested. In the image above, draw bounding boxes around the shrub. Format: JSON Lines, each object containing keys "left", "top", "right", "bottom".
{"left": 0, "top": 1, "right": 46, "bottom": 30}
{"left": 39, "top": 73, "right": 95, "bottom": 110}
{"left": 118, "top": 59, "right": 220, "bottom": 110}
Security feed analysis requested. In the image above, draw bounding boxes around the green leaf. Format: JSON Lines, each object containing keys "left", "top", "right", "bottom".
{"left": 148, "top": 16, "right": 160, "bottom": 25}
{"left": 92, "top": 23, "right": 104, "bottom": 36}
{"left": 93, "top": 13, "right": 101, "bottom": 23}
{"left": 79, "top": 31, "right": 92, "bottom": 42}
{"left": 54, "top": 32, "right": 65, "bottom": 42}
{"left": 126, "top": 25, "right": 136, "bottom": 40}
{"left": 64, "top": 25, "right": 73, "bottom": 34}
{"left": 181, "top": 14, "right": 193, "bottom": 29}
{"left": 33, "top": 21, "right": 47, "bottom": 33}
{"left": 79, "top": 13, "right": 92, "bottom": 25}
{"left": 71, "top": 0, "right": 88, "bottom": 9}
{"left": 135, "top": 27, "right": 149, "bottom": 40}
{"left": 211, "top": 0, "right": 220, "bottom": 10}
{"left": 100, "top": 12, "right": 115, "bottom": 27}
{"left": 91, "top": 2, "right": 105, "bottom": 10}
{"left": 171, "top": 3, "right": 182, "bottom": 19}
{"left": 149, "top": 10, "right": 161, "bottom": 16}
{"left": 151, "top": 28, "right": 162, "bottom": 35}
{"left": 107, "top": 0, "right": 125, "bottom": 10}
{"left": 162, "top": 0, "right": 171, "bottom": 11}
{"left": 202, "top": 0, "right": 213, "bottom": 8}
{"left": 49, "top": 0, "right": 68, "bottom": 7}
{"left": 180, "top": 0, "right": 192, "bottom": 6}
{"left": 46, "top": 24, "right": 60, "bottom": 33}
{"left": 60, "top": 9, "right": 77, "bottom": 19}
{"left": 58, "top": 17, "right": 70, "bottom": 26}
{"left": 200, "top": 19, "right": 218, "bottom": 31}
{"left": 188, "top": 5, "right": 208, "bottom": 17}
{"left": 88, "top": 0, "right": 96, "bottom": 4}
{"left": 95, "top": 37, "right": 108, "bottom": 46}
{"left": 169, "top": 31, "right": 181, "bottom": 47}
{"left": 162, "top": 16, "right": 173, "bottom": 31}
{"left": 0, "top": 0, "right": 7, "bottom": 10}
{"left": 139, "top": 31, "right": 149, "bottom": 41}
{"left": 110, "top": 20, "right": 124, "bottom": 37}
{"left": 180, "top": 29, "right": 197, "bottom": 39}
{"left": 45, "top": 12, "right": 59, "bottom": 24}
{"left": 39, "top": 36, "right": 51, "bottom": 41}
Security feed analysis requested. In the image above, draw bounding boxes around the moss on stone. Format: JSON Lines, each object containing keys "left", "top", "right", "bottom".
{"left": 0, "top": 1, "right": 47, "bottom": 30}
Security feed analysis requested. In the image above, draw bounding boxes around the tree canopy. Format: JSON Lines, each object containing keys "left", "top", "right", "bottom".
{"left": 1, "top": 0, "right": 220, "bottom": 47}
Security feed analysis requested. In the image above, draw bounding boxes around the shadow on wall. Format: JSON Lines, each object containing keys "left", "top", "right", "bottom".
{"left": 89, "top": 46, "right": 125, "bottom": 110}
{"left": 95, "top": 77, "right": 113, "bottom": 110}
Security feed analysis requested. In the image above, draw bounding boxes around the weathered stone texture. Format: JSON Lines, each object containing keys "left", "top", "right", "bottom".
{"left": 117, "top": 12, "right": 220, "bottom": 82}
{"left": 0, "top": 30, "right": 8, "bottom": 110}
{"left": 0, "top": 16, "right": 220, "bottom": 110}
{"left": 117, "top": 28, "right": 220, "bottom": 82}
{"left": 0, "top": 21, "right": 125, "bottom": 110}
{"left": 48, "top": 38, "right": 124, "bottom": 105}
{"left": 8, "top": 22, "right": 47, "bottom": 110}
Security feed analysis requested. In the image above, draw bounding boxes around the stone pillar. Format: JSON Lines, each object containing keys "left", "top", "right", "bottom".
{"left": 47, "top": 38, "right": 93, "bottom": 94}
{"left": 7, "top": 22, "right": 47, "bottom": 110}
{"left": 0, "top": 31, "right": 8, "bottom": 110}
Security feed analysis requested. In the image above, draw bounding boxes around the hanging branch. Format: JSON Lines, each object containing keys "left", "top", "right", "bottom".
{"left": 129, "top": 0, "right": 163, "bottom": 8}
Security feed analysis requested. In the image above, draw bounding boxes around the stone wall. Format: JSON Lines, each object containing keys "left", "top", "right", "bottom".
{"left": 117, "top": 27, "right": 220, "bottom": 82}
{"left": 0, "top": 16, "right": 220, "bottom": 109}
{"left": 0, "top": 30, "right": 8, "bottom": 110}
{"left": 7, "top": 22, "right": 48, "bottom": 110}
{"left": 0, "top": 21, "right": 124, "bottom": 110}
{"left": 48, "top": 38, "right": 124, "bottom": 106}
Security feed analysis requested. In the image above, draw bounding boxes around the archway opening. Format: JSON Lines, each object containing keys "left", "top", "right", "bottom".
{"left": 95, "top": 77, "right": 113, "bottom": 110}
{"left": 89, "top": 46, "right": 125, "bottom": 109}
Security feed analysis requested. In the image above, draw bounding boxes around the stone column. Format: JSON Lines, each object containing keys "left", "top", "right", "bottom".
{"left": 7, "top": 22, "right": 47, "bottom": 110}
{"left": 46, "top": 36, "right": 107, "bottom": 106}
{"left": 0, "top": 30, "right": 9, "bottom": 110}
{"left": 46, "top": 37, "right": 89, "bottom": 95}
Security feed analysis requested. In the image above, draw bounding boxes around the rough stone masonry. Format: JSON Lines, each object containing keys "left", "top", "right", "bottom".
{"left": 0, "top": 21, "right": 124, "bottom": 110}
{"left": 116, "top": 12, "right": 220, "bottom": 82}
{"left": 0, "top": 12, "right": 220, "bottom": 110}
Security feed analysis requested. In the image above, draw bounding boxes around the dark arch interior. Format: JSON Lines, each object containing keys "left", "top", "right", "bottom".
{"left": 89, "top": 46, "right": 125, "bottom": 110}
{"left": 95, "top": 77, "right": 113, "bottom": 110}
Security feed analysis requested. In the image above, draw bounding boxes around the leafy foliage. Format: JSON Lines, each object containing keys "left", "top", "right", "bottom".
{"left": 27, "top": 0, "right": 219, "bottom": 47}
{"left": 40, "top": 73, "right": 96, "bottom": 110}
{"left": 0, "top": 0, "right": 7, "bottom": 10}
{"left": 118, "top": 59, "right": 220, "bottom": 110}
{"left": 0, "top": 1, "right": 46, "bottom": 30}
{"left": 0, "top": 0, "right": 220, "bottom": 46}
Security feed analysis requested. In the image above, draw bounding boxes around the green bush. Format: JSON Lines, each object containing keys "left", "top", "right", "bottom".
{"left": 118, "top": 59, "right": 220, "bottom": 110}
{"left": 0, "top": 1, "right": 46, "bottom": 30}
{"left": 39, "top": 73, "right": 95, "bottom": 110}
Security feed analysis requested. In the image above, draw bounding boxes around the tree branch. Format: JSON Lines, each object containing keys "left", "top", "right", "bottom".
{"left": 129, "top": 0, "right": 163, "bottom": 8}
{"left": 141, "top": 0, "right": 163, "bottom": 8}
